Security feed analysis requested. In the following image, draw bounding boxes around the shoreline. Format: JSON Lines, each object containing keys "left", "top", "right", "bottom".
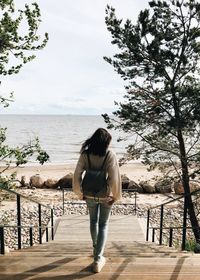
{"left": 0, "top": 162, "right": 161, "bottom": 183}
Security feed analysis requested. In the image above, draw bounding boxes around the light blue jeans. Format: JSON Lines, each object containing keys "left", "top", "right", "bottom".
{"left": 86, "top": 198, "right": 112, "bottom": 262}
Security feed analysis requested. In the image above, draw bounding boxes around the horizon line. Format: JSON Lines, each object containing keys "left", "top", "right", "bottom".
{"left": 0, "top": 113, "right": 108, "bottom": 116}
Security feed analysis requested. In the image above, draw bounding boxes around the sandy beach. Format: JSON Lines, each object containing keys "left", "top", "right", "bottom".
{"left": 1, "top": 162, "right": 161, "bottom": 183}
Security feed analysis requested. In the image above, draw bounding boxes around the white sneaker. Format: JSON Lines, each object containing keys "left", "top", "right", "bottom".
{"left": 92, "top": 256, "right": 106, "bottom": 273}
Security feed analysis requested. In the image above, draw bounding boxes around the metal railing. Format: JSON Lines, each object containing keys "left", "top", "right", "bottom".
{"left": 61, "top": 187, "right": 138, "bottom": 215}
{"left": 146, "top": 188, "right": 200, "bottom": 250}
{"left": 0, "top": 185, "right": 54, "bottom": 254}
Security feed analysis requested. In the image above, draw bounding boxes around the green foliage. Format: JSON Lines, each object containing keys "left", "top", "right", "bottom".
{"left": 185, "top": 239, "right": 196, "bottom": 251}
{"left": 0, "top": 131, "right": 49, "bottom": 188}
{"left": 0, "top": 0, "right": 48, "bottom": 106}
{"left": 104, "top": 0, "right": 200, "bottom": 179}
{"left": 0, "top": 0, "right": 48, "bottom": 76}
{"left": 0, "top": 0, "right": 49, "bottom": 187}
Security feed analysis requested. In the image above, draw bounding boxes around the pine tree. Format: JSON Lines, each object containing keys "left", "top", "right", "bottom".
{"left": 103, "top": 0, "right": 200, "bottom": 251}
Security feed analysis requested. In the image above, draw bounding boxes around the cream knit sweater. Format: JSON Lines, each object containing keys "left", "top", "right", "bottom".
{"left": 73, "top": 150, "right": 122, "bottom": 201}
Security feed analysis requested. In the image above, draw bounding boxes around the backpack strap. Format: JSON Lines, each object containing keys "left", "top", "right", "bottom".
{"left": 86, "top": 153, "right": 91, "bottom": 169}
{"left": 101, "top": 151, "right": 109, "bottom": 169}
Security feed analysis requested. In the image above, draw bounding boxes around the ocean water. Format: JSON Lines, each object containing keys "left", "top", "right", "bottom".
{"left": 0, "top": 115, "right": 130, "bottom": 164}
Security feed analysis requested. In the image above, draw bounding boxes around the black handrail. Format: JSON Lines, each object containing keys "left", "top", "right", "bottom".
{"left": 0, "top": 185, "right": 52, "bottom": 209}
{"left": 0, "top": 184, "right": 54, "bottom": 254}
{"left": 146, "top": 188, "right": 200, "bottom": 250}
{"left": 148, "top": 187, "right": 200, "bottom": 210}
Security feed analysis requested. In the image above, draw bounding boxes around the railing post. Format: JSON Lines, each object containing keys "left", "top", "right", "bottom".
{"left": 182, "top": 197, "right": 187, "bottom": 250}
{"left": 0, "top": 227, "right": 5, "bottom": 254}
{"left": 17, "top": 194, "right": 21, "bottom": 249}
{"left": 159, "top": 205, "right": 164, "bottom": 245}
{"left": 152, "top": 228, "right": 155, "bottom": 242}
{"left": 38, "top": 204, "right": 42, "bottom": 244}
{"left": 30, "top": 227, "right": 33, "bottom": 246}
{"left": 134, "top": 191, "right": 137, "bottom": 215}
{"left": 169, "top": 228, "right": 173, "bottom": 247}
{"left": 46, "top": 227, "right": 49, "bottom": 242}
{"left": 62, "top": 188, "right": 65, "bottom": 215}
{"left": 146, "top": 209, "right": 150, "bottom": 241}
{"left": 51, "top": 208, "right": 54, "bottom": 240}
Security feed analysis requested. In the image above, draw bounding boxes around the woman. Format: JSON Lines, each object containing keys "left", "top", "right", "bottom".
{"left": 73, "top": 128, "right": 122, "bottom": 273}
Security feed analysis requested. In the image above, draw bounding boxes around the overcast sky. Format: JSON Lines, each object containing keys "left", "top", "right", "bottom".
{"left": 2, "top": 0, "right": 149, "bottom": 115}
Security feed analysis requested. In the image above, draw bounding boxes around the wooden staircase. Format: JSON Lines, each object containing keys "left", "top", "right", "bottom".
{"left": 0, "top": 215, "right": 200, "bottom": 280}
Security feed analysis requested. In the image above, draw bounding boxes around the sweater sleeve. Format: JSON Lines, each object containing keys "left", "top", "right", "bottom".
{"left": 72, "top": 154, "right": 86, "bottom": 199}
{"left": 106, "top": 151, "right": 122, "bottom": 201}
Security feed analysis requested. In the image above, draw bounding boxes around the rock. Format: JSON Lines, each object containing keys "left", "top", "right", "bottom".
{"left": 21, "top": 176, "right": 26, "bottom": 187}
{"left": 190, "top": 182, "right": 200, "bottom": 193}
{"left": 56, "top": 173, "right": 73, "bottom": 189}
{"left": 20, "top": 176, "right": 29, "bottom": 188}
{"left": 29, "top": 175, "right": 44, "bottom": 188}
{"left": 44, "top": 179, "right": 58, "bottom": 189}
{"left": 173, "top": 181, "right": 200, "bottom": 194}
{"left": 154, "top": 179, "right": 172, "bottom": 193}
{"left": 139, "top": 181, "right": 155, "bottom": 193}
{"left": 121, "top": 174, "right": 130, "bottom": 189}
{"left": 174, "top": 181, "right": 184, "bottom": 195}
{"left": 128, "top": 180, "right": 144, "bottom": 193}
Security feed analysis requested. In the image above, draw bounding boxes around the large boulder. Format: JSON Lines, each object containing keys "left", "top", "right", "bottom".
{"left": 139, "top": 181, "right": 156, "bottom": 193}
{"left": 128, "top": 180, "right": 144, "bottom": 193}
{"left": 154, "top": 179, "right": 172, "bottom": 193}
{"left": 174, "top": 181, "right": 200, "bottom": 195}
{"left": 44, "top": 179, "right": 58, "bottom": 189}
{"left": 30, "top": 175, "right": 44, "bottom": 188}
{"left": 56, "top": 173, "right": 73, "bottom": 189}
{"left": 121, "top": 174, "right": 130, "bottom": 190}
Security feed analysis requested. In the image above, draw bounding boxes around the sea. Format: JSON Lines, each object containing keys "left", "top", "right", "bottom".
{"left": 0, "top": 115, "right": 132, "bottom": 165}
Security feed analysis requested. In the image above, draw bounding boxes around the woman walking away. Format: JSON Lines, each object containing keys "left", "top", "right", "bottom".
{"left": 73, "top": 128, "right": 122, "bottom": 273}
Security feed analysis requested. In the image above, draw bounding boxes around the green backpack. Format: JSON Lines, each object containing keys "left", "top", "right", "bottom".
{"left": 82, "top": 151, "right": 109, "bottom": 198}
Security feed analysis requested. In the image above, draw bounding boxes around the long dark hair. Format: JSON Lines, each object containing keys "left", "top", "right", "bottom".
{"left": 81, "top": 128, "right": 112, "bottom": 156}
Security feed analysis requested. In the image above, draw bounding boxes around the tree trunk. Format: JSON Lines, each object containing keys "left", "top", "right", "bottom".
{"left": 178, "top": 130, "right": 200, "bottom": 250}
